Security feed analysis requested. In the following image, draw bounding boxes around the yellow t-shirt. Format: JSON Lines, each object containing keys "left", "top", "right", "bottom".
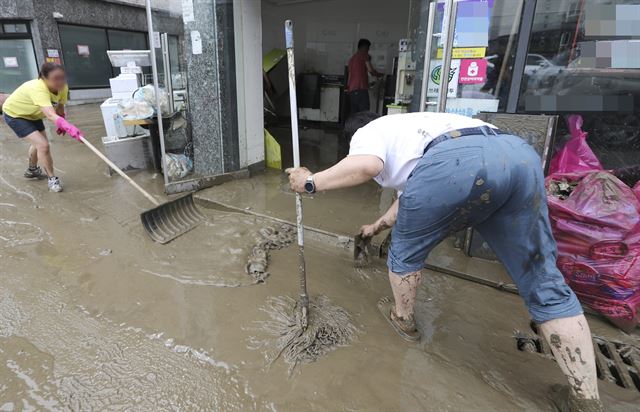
{"left": 3, "top": 79, "right": 69, "bottom": 121}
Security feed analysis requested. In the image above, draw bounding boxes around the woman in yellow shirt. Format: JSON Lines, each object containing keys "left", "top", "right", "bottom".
{"left": 2, "top": 63, "right": 84, "bottom": 192}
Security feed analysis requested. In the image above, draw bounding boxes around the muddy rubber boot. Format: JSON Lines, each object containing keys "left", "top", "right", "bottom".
{"left": 24, "top": 165, "right": 45, "bottom": 179}
{"left": 48, "top": 176, "right": 63, "bottom": 192}
{"left": 550, "top": 384, "right": 604, "bottom": 412}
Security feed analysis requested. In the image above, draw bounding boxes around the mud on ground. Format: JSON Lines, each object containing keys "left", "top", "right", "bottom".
{"left": 1, "top": 105, "right": 639, "bottom": 411}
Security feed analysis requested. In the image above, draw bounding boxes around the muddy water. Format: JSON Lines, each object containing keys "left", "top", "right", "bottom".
{"left": 1, "top": 105, "right": 639, "bottom": 410}
{"left": 197, "top": 169, "right": 393, "bottom": 238}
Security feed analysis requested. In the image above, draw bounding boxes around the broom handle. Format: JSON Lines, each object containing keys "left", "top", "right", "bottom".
{"left": 79, "top": 136, "right": 160, "bottom": 206}
{"left": 285, "top": 20, "right": 310, "bottom": 320}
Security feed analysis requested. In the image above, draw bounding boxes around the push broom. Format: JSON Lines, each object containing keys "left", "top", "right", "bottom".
{"left": 78, "top": 136, "right": 204, "bottom": 244}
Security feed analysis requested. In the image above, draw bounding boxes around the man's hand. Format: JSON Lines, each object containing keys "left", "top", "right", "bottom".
{"left": 359, "top": 222, "right": 380, "bottom": 239}
{"left": 359, "top": 198, "right": 399, "bottom": 239}
{"left": 285, "top": 167, "right": 312, "bottom": 193}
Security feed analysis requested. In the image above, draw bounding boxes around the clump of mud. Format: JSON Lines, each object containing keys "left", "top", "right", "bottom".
{"left": 249, "top": 295, "right": 358, "bottom": 372}
{"left": 548, "top": 178, "right": 579, "bottom": 200}
{"left": 246, "top": 224, "right": 296, "bottom": 282}
{"left": 353, "top": 234, "right": 371, "bottom": 268}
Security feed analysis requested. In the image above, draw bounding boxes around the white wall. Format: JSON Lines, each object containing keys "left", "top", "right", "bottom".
{"left": 262, "top": 0, "right": 411, "bottom": 75}
{"left": 235, "top": 0, "right": 265, "bottom": 168}
{"left": 68, "top": 88, "right": 111, "bottom": 104}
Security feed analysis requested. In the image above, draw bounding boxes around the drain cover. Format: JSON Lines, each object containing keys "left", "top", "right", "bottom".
{"left": 515, "top": 330, "right": 640, "bottom": 392}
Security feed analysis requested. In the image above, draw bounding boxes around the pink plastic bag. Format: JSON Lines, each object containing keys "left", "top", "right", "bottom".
{"left": 547, "top": 171, "right": 640, "bottom": 331}
{"left": 548, "top": 115, "right": 603, "bottom": 175}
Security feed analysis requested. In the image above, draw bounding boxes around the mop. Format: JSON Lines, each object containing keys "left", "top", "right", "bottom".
{"left": 249, "top": 21, "right": 357, "bottom": 372}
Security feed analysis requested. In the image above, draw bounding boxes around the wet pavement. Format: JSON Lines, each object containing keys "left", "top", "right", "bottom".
{"left": 1, "top": 104, "right": 639, "bottom": 411}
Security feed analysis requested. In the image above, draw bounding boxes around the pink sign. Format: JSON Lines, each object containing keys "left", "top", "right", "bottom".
{"left": 459, "top": 59, "right": 487, "bottom": 84}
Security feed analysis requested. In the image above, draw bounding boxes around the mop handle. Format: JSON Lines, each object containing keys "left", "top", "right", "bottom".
{"left": 285, "top": 20, "right": 310, "bottom": 315}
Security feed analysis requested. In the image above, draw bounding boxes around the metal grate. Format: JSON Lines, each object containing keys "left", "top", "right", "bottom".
{"left": 515, "top": 329, "right": 640, "bottom": 393}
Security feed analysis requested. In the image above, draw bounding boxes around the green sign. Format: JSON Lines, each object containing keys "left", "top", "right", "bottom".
{"left": 430, "top": 64, "right": 457, "bottom": 86}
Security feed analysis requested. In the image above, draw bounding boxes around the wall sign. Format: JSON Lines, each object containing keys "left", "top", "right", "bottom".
{"left": 153, "top": 31, "right": 161, "bottom": 48}
{"left": 190, "top": 30, "right": 202, "bottom": 55}
{"left": 45, "top": 57, "right": 62, "bottom": 65}
{"left": 182, "top": 0, "right": 195, "bottom": 23}
{"left": 77, "top": 44, "right": 90, "bottom": 57}
{"left": 427, "top": 59, "right": 460, "bottom": 98}
{"left": 437, "top": 47, "right": 486, "bottom": 59}
{"left": 446, "top": 98, "right": 499, "bottom": 117}
{"left": 46, "top": 49, "right": 62, "bottom": 65}
{"left": 459, "top": 59, "right": 487, "bottom": 84}
{"left": 3, "top": 57, "right": 18, "bottom": 68}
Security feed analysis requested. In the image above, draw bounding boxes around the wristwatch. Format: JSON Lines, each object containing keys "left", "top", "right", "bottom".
{"left": 304, "top": 175, "right": 316, "bottom": 194}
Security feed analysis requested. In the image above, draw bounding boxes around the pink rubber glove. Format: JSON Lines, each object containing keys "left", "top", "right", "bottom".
{"left": 55, "top": 117, "right": 83, "bottom": 142}
{"left": 55, "top": 114, "right": 66, "bottom": 136}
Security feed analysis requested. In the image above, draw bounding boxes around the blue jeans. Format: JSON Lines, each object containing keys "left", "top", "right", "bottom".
{"left": 387, "top": 133, "right": 582, "bottom": 323}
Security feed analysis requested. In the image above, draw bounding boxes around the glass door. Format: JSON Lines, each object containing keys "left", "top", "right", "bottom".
{"left": 0, "top": 39, "right": 38, "bottom": 93}
{"left": 417, "top": 0, "right": 525, "bottom": 116}
{"left": 0, "top": 21, "right": 38, "bottom": 93}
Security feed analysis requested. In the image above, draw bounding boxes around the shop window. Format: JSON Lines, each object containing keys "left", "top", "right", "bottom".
{"left": 107, "top": 29, "right": 148, "bottom": 52}
{"left": 518, "top": 0, "right": 640, "bottom": 168}
{"left": 0, "top": 38, "right": 38, "bottom": 93}
{"left": 107, "top": 28, "right": 150, "bottom": 80}
{"left": 416, "top": 0, "right": 525, "bottom": 115}
{"left": 59, "top": 24, "right": 112, "bottom": 88}
{"left": 3, "top": 23, "right": 28, "bottom": 34}
{"left": 149, "top": 34, "right": 183, "bottom": 90}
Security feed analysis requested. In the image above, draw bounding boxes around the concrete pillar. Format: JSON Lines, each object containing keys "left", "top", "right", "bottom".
{"left": 32, "top": 0, "right": 62, "bottom": 55}
{"left": 184, "top": 0, "right": 239, "bottom": 176}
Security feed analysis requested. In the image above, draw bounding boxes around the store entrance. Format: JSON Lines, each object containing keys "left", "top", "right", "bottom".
{"left": 260, "top": 0, "right": 413, "bottom": 171}
{"left": 0, "top": 21, "right": 38, "bottom": 94}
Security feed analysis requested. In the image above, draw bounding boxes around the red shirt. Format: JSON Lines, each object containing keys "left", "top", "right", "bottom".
{"left": 347, "top": 50, "right": 370, "bottom": 92}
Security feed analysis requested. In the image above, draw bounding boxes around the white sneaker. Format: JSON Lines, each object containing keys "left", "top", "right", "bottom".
{"left": 48, "top": 176, "right": 63, "bottom": 192}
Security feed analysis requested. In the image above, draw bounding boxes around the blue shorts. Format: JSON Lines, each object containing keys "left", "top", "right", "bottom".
{"left": 388, "top": 133, "right": 583, "bottom": 323}
{"left": 3, "top": 113, "right": 45, "bottom": 138}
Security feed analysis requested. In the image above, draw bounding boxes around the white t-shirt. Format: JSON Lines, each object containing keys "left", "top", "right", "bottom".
{"left": 348, "top": 112, "right": 497, "bottom": 192}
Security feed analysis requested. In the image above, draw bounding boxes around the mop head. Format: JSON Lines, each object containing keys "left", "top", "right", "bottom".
{"left": 249, "top": 295, "right": 358, "bottom": 372}
{"left": 246, "top": 224, "right": 296, "bottom": 282}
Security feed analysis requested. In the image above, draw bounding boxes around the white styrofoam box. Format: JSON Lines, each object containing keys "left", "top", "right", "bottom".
{"left": 111, "top": 91, "right": 135, "bottom": 100}
{"left": 109, "top": 74, "right": 139, "bottom": 97}
{"left": 100, "top": 98, "right": 128, "bottom": 139}
{"left": 101, "top": 133, "right": 153, "bottom": 174}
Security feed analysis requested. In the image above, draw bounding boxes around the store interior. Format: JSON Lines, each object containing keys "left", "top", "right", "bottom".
{"left": 260, "top": 0, "right": 413, "bottom": 170}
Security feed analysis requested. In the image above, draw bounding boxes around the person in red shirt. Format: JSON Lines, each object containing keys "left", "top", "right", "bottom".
{"left": 347, "top": 39, "right": 383, "bottom": 114}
